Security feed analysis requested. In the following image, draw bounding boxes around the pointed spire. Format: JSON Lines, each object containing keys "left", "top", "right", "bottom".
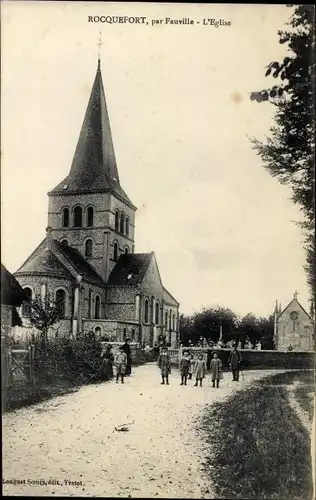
{"left": 50, "top": 55, "right": 134, "bottom": 206}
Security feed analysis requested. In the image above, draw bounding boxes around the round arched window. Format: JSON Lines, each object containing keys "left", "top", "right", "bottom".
{"left": 55, "top": 289, "right": 66, "bottom": 318}
{"left": 87, "top": 207, "right": 94, "bottom": 227}
{"left": 73, "top": 206, "right": 83, "bottom": 227}
{"left": 21, "top": 287, "right": 32, "bottom": 316}
{"left": 113, "top": 242, "right": 119, "bottom": 262}
{"left": 62, "top": 208, "right": 69, "bottom": 228}
{"left": 95, "top": 295, "right": 101, "bottom": 319}
{"left": 85, "top": 239, "right": 93, "bottom": 258}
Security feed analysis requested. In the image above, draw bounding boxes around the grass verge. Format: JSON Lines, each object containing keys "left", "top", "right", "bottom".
{"left": 199, "top": 371, "right": 313, "bottom": 499}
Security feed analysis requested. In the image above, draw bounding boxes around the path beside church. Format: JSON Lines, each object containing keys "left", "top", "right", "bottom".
{"left": 3, "top": 364, "right": 287, "bottom": 498}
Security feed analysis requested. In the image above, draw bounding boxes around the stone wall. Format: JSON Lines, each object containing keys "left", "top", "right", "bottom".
{"left": 175, "top": 347, "right": 314, "bottom": 369}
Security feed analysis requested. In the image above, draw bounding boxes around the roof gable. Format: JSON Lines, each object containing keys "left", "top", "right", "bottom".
{"left": 278, "top": 298, "right": 312, "bottom": 321}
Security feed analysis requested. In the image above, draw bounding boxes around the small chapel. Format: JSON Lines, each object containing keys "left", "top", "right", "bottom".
{"left": 13, "top": 57, "right": 180, "bottom": 346}
{"left": 273, "top": 292, "right": 314, "bottom": 352}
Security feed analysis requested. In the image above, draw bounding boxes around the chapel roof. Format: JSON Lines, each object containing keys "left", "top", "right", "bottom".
{"left": 278, "top": 297, "right": 312, "bottom": 320}
{"left": 49, "top": 60, "right": 134, "bottom": 208}
{"left": 107, "top": 253, "right": 153, "bottom": 286}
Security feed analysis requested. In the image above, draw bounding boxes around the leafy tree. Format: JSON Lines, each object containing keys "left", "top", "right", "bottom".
{"left": 192, "top": 306, "right": 239, "bottom": 343}
{"left": 25, "top": 293, "right": 64, "bottom": 343}
{"left": 179, "top": 314, "right": 194, "bottom": 345}
{"left": 250, "top": 5, "right": 315, "bottom": 304}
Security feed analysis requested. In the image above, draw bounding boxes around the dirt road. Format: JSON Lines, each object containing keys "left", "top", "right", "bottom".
{"left": 2, "top": 364, "right": 287, "bottom": 498}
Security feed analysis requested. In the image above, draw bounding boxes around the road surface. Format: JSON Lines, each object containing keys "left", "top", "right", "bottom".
{"left": 2, "top": 364, "right": 288, "bottom": 498}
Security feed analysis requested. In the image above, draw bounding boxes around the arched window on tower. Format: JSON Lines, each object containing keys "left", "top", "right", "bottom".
{"left": 125, "top": 216, "right": 130, "bottom": 236}
{"left": 73, "top": 206, "right": 83, "bottom": 227}
{"left": 55, "top": 289, "right": 66, "bottom": 318}
{"left": 62, "top": 208, "right": 69, "bottom": 228}
{"left": 85, "top": 239, "right": 93, "bottom": 259}
{"left": 155, "top": 301, "right": 160, "bottom": 325}
{"left": 113, "top": 242, "right": 119, "bottom": 262}
{"left": 21, "top": 287, "right": 32, "bottom": 316}
{"left": 87, "top": 207, "right": 94, "bottom": 227}
{"left": 120, "top": 212, "right": 125, "bottom": 233}
{"left": 95, "top": 295, "right": 101, "bottom": 319}
{"left": 115, "top": 210, "right": 119, "bottom": 232}
{"left": 144, "top": 299, "right": 149, "bottom": 323}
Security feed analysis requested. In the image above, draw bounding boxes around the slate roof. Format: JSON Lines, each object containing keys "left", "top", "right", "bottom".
{"left": 1, "top": 263, "right": 28, "bottom": 306}
{"left": 15, "top": 247, "right": 72, "bottom": 279}
{"left": 107, "top": 253, "right": 153, "bottom": 286}
{"left": 163, "top": 287, "right": 180, "bottom": 306}
{"left": 54, "top": 240, "right": 105, "bottom": 285}
{"left": 49, "top": 61, "right": 134, "bottom": 208}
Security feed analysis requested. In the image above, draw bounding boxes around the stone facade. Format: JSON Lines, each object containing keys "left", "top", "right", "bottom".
{"left": 11, "top": 60, "right": 180, "bottom": 346}
{"left": 274, "top": 296, "right": 314, "bottom": 352}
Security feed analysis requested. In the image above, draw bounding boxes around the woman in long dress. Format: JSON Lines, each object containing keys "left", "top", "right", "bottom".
{"left": 194, "top": 354, "right": 206, "bottom": 387}
{"left": 122, "top": 338, "right": 132, "bottom": 375}
{"left": 100, "top": 345, "right": 114, "bottom": 381}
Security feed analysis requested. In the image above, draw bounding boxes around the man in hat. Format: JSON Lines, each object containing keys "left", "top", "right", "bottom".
{"left": 228, "top": 345, "right": 242, "bottom": 381}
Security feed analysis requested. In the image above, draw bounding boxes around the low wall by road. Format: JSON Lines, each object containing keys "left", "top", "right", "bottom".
{"left": 168, "top": 347, "right": 314, "bottom": 370}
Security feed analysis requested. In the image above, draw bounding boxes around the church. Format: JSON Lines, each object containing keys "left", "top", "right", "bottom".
{"left": 13, "top": 58, "right": 180, "bottom": 347}
{"left": 273, "top": 292, "right": 314, "bottom": 352}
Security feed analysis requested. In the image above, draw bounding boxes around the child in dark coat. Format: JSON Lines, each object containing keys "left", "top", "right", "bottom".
{"left": 180, "top": 350, "right": 191, "bottom": 385}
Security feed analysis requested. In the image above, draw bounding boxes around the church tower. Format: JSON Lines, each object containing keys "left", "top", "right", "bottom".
{"left": 47, "top": 59, "right": 136, "bottom": 282}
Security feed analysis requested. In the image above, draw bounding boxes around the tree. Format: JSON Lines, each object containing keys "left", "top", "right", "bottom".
{"left": 179, "top": 314, "right": 194, "bottom": 345}
{"left": 250, "top": 5, "right": 315, "bottom": 303}
{"left": 192, "top": 306, "right": 239, "bottom": 343}
{"left": 25, "top": 293, "right": 64, "bottom": 343}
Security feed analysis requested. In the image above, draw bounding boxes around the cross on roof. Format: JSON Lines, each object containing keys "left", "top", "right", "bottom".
{"left": 97, "top": 33, "right": 103, "bottom": 70}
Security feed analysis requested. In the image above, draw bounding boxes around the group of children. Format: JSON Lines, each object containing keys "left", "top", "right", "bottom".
{"left": 158, "top": 348, "right": 223, "bottom": 388}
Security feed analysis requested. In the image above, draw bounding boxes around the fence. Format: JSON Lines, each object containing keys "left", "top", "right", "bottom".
{"left": 1, "top": 343, "right": 35, "bottom": 410}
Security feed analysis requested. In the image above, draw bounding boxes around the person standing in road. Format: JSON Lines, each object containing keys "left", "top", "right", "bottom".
{"left": 180, "top": 350, "right": 191, "bottom": 385}
{"left": 228, "top": 345, "right": 242, "bottom": 381}
{"left": 157, "top": 346, "right": 171, "bottom": 385}
{"left": 210, "top": 353, "right": 223, "bottom": 388}
{"left": 122, "top": 337, "right": 132, "bottom": 376}
{"left": 194, "top": 353, "right": 206, "bottom": 387}
{"left": 115, "top": 346, "right": 127, "bottom": 384}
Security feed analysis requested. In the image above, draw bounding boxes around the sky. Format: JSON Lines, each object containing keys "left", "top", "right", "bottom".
{"left": 1, "top": 2, "right": 310, "bottom": 318}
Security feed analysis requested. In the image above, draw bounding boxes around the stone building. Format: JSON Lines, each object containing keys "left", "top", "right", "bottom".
{"left": 273, "top": 292, "right": 314, "bottom": 352}
{"left": 13, "top": 58, "right": 180, "bottom": 346}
